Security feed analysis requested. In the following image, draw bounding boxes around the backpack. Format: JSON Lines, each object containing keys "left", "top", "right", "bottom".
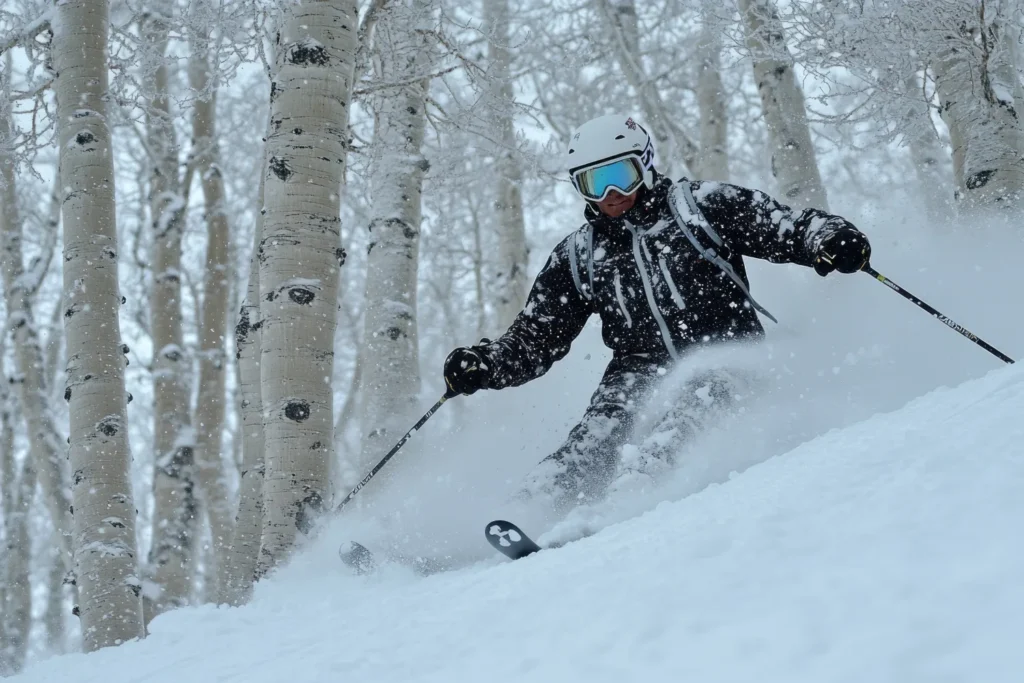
{"left": 568, "top": 180, "right": 778, "bottom": 324}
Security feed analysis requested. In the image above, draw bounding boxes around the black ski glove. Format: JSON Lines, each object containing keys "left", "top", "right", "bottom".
{"left": 813, "top": 227, "right": 871, "bottom": 276}
{"left": 443, "top": 347, "right": 492, "bottom": 396}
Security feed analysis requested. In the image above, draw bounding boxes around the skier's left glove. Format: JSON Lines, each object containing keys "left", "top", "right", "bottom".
{"left": 814, "top": 227, "right": 871, "bottom": 276}
{"left": 443, "top": 347, "right": 492, "bottom": 396}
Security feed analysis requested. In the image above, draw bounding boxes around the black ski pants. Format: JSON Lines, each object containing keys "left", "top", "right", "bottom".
{"left": 517, "top": 353, "right": 747, "bottom": 511}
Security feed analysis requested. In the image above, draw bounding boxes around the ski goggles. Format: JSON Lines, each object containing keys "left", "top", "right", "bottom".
{"left": 571, "top": 156, "right": 644, "bottom": 202}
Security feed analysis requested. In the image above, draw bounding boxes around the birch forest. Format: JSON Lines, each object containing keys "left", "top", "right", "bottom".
{"left": 1, "top": 0, "right": 1023, "bottom": 671}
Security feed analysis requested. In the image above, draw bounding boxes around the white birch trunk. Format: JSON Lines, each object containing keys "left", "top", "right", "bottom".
{"left": 189, "top": 25, "right": 235, "bottom": 599}
{"left": 43, "top": 176, "right": 66, "bottom": 390}
{"left": 596, "top": 0, "right": 699, "bottom": 177}
{"left": 257, "top": 0, "right": 357, "bottom": 574}
{"left": 0, "top": 456, "right": 34, "bottom": 674}
{"left": 931, "top": 8, "right": 1024, "bottom": 211}
{"left": 142, "top": 12, "right": 196, "bottom": 622}
{"left": 696, "top": 5, "right": 729, "bottom": 181}
{"left": 946, "top": 108, "right": 969, "bottom": 207}
{"left": 0, "top": 384, "right": 11, "bottom": 676}
{"left": 1, "top": 51, "right": 73, "bottom": 572}
{"left": 737, "top": 0, "right": 829, "bottom": 210}
{"left": 470, "top": 204, "right": 488, "bottom": 342}
{"left": 902, "top": 71, "right": 954, "bottom": 222}
{"left": 0, "top": 392, "right": 28, "bottom": 676}
{"left": 52, "top": 0, "right": 145, "bottom": 649}
{"left": 484, "top": 0, "right": 528, "bottom": 331}
{"left": 333, "top": 353, "right": 362, "bottom": 482}
{"left": 44, "top": 537, "right": 68, "bottom": 655}
{"left": 358, "top": 0, "right": 431, "bottom": 473}
{"left": 220, "top": 199, "right": 265, "bottom": 606}
{"left": 0, "top": 394, "right": 7, "bottom": 661}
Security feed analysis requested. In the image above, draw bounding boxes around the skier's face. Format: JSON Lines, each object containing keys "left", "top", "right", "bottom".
{"left": 595, "top": 188, "right": 638, "bottom": 218}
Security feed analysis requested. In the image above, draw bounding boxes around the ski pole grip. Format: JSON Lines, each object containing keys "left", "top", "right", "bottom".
{"left": 443, "top": 379, "right": 460, "bottom": 400}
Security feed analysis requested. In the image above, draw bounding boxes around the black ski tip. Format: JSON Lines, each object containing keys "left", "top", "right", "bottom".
{"left": 339, "top": 541, "right": 376, "bottom": 575}
{"left": 484, "top": 519, "right": 542, "bottom": 560}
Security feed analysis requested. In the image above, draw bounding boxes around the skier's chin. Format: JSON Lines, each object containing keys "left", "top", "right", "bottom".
{"left": 599, "top": 196, "right": 635, "bottom": 217}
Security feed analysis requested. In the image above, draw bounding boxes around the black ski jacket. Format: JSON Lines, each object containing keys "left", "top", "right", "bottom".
{"left": 476, "top": 172, "right": 863, "bottom": 389}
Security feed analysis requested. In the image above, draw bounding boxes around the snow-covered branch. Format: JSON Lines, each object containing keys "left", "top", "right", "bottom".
{"left": 0, "top": 9, "right": 50, "bottom": 56}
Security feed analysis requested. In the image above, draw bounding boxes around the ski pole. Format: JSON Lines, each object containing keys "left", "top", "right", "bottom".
{"left": 863, "top": 265, "right": 1014, "bottom": 364}
{"left": 333, "top": 389, "right": 457, "bottom": 514}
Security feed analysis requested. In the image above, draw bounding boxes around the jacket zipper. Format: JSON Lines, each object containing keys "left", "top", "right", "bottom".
{"left": 625, "top": 221, "right": 680, "bottom": 361}
{"left": 642, "top": 238, "right": 686, "bottom": 310}
{"left": 658, "top": 255, "right": 686, "bottom": 309}
{"left": 612, "top": 270, "right": 633, "bottom": 327}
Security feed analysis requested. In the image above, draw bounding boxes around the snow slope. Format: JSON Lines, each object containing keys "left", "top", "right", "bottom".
{"left": 14, "top": 361, "right": 1024, "bottom": 682}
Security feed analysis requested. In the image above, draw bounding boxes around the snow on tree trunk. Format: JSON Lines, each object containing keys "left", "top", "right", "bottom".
{"left": 1, "top": 51, "right": 73, "bottom": 574}
{"left": 696, "top": 4, "right": 729, "bottom": 181}
{"left": 596, "top": 0, "right": 699, "bottom": 178}
{"left": 220, "top": 195, "right": 265, "bottom": 606}
{"left": 358, "top": 0, "right": 431, "bottom": 474}
{"left": 902, "top": 71, "right": 954, "bottom": 222}
{"left": 931, "top": 7, "right": 1024, "bottom": 212}
{"left": 737, "top": 0, "right": 829, "bottom": 210}
{"left": 483, "top": 0, "right": 528, "bottom": 331}
{"left": 52, "top": 0, "right": 145, "bottom": 649}
{"left": 142, "top": 12, "right": 196, "bottom": 622}
{"left": 257, "top": 0, "right": 357, "bottom": 574}
{"left": 189, "top": 26, "right": 235, "bottom": 600}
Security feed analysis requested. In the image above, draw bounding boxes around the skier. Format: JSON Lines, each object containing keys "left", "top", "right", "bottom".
{"left": 443, "top": 114, "right": 871, "bottom": 512}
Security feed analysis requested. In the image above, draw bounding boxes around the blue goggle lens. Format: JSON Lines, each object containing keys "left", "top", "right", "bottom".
{"left": 574, "top": 158, "right": 642, "bottom": 201}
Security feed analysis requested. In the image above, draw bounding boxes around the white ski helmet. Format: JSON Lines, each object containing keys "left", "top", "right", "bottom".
{"left": 566, "top": 114, "right": 656, "bottom": 202}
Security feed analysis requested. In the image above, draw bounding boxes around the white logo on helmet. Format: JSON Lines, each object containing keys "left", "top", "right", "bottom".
{"left": 640, "top": 143, "right": 654, "bottom": 168}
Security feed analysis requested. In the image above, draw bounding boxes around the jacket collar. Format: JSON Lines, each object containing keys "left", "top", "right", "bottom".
{"left": 583, "top": 170, "right": 677, "bottom": 235}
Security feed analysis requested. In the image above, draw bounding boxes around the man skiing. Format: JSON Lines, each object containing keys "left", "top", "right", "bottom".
{"left": 443, "top": 114, "right": 871, "bottom": 512}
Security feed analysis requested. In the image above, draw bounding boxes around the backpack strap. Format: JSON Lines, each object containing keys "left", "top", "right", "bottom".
{"left": 667, "top": 181, "right": 779, "bottom": 324}
{"left": 566, "top": 224, "right": 595, "bottom": 301}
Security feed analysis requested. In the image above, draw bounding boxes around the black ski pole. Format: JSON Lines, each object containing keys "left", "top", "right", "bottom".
{"left": 333, "top": 389, "right": 457, "bottom": 515}
{"left": 863, "top": 265, "right": 1014, "bottom": 364}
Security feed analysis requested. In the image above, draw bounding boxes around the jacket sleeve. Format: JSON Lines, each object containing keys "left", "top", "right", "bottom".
{"left": 689, "top": 180, "right": 863, "bottom": 268}
{"left": 475, "top": 234, "right": 594, "bottom": 390}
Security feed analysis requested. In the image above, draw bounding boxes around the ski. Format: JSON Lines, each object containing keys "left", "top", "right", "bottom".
{"left": 484, "top": 519, "right": 543, "bottom": 560}
{"left": 340, "top": 520, "right": 544, "bottom": 574}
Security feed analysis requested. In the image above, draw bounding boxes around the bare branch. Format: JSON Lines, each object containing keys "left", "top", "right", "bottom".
{"left": 11, "top": 77, "right": 52, "bottom": 101}
{"left": 353, "top": 64, "right": 457, "bottom": 96}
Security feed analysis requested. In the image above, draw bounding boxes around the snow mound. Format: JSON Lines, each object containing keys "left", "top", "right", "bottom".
{"left": 15, "top": 365, "right": 1024, "bottom": 683}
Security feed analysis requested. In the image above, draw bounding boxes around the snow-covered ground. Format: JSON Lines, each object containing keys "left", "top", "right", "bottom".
{"left": 14, "top": 346, "right": 1024, "bottom": 681}
{"left": 11, "top": 200, "right": 1024, "bottom": 681}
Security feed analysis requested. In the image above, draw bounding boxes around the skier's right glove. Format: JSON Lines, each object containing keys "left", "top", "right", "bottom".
{"left": 443, "top": 347, "right": 492, "bottom": 396}
{"left": 813, "top": 227, "right": 871, "bottom": 276}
